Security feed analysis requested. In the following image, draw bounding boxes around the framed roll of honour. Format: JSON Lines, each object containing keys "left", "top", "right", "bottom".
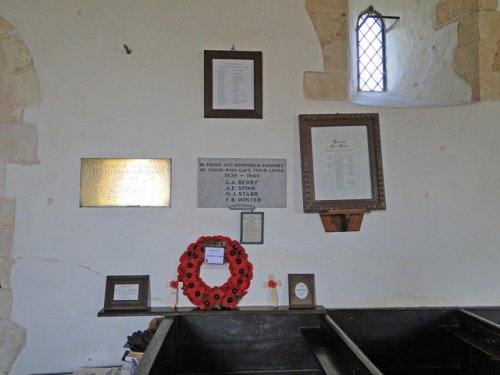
{"left": 204, "top": 50, "right": 262, "bottom": 119}
{"left": 298, "top": 113, "right": 385, "bottom": 213}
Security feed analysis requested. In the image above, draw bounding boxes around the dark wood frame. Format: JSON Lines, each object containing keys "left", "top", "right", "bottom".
{"left": 240, "top": 211, "right": 264, "bottom": 244}
{"left": 298, "top": 113, "right": 385, "bottom": 213}
{"left": 204, "top": 50, "right": 262, "bottom": 118}
{"left": 288, "top": 273, "right": 315, "bottom": 309}
{"left": 104, "top": 275, "right": 149, "bottom": 311}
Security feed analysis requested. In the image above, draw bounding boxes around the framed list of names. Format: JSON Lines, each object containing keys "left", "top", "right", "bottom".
{"left": 298, "top": 113, "right": 385, "bottom": 213}
{"left": 204, "top": 50, "right": 263, "bottom": 119}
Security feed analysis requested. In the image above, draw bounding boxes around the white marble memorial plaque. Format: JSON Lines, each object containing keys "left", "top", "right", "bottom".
{"left": 198, "top": 158, "right": 286, "bottom": 208}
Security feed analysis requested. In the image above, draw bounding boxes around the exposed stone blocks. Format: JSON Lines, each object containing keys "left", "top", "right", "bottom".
{"left": 454, "top": 40, "right": 481, "bottom": 99}
{"left": 0, "top": 198, "right": 15, "bottom": 259}
{"left": 0, "top": 15, "right": 40, "bottom": 374}
{"left": 479, "top": 11, "right": 500, "bottom": 39}
{"left": 458, "top": 13, "right": 480, "bottom": 44}
{"left": 479, "top": 10, "right": 500, "bottom": 99}
{"left": 436, "top": 0, "right": 500, "bottom": 101}
{"left": 305, "top": 0, "right": 499, "bottom": 102}
{"left": 0, "top": 319, "right": 26, "bottom": 373}
{"left": 494, "top": 40, "right": 500, "bottom": 71}
{"left": 0, "top": 291, "right": 12, "bottom": 319}
{"left": 1, "top": 34, "right": 33, "bottom": 74}
{"left": 304, "top": 0, "right": 348, "bottom": 100}
{"left": 0, "top": 17, "right": 13, "bottom": 39}
{"left": 305, "top": 0, "right": 347, "bottom": 13}
{"left": 0, "top": 17, "right": 40, "bottom": 123}
{"left": 0, "top": 257, "right": 13, "bottom": 290}
{"left": 322, "top": 39, "right": 348, "bottom": 71}
{"left": 0, "top": 123, "right": 38, "bottom": 164}
{"left": 436, "top": 0, "right": 498, "bottom": 28}
{"left": 0, "top": 197, "right": 14, "bottom": 319}
{"left": 303, "top": 71, "right": 347, "bottom": 100}
{"left": 454, "top": 41, "right": 480, "bottom": 75}
{"left": 480, "top": 71, "right": 500, "bottom": 98}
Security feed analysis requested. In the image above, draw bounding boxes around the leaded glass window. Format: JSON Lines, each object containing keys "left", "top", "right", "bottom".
{"left": 357, "top": 6, "right": 386, "bottom": 92}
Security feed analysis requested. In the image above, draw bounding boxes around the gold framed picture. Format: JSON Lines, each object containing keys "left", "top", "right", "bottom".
{"left": 298, "top": 113, "right": 385, "bottom": 212}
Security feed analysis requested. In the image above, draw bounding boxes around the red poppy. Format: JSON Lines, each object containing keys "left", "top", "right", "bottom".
{"left": 222, "top": 293, "right": 239, "bottom": 309}
{"left": 170, "top": 280, "right": 179, "bottom": 289}
{"left": 187, "top": 288, "right": 205, "bottom": 305}
{"left": 267, "top": 280, "right": 277, "bottom": 289}
{"left": 208, "top": 287, "right": 225, "bottom": 307}
{"left": 231, "top": 276, "right": 250, "bottom": 290}
{"left": 190, "top": 248, "right": 205, "bottom": 264}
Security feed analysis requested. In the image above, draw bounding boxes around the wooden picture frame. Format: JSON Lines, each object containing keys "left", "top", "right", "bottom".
{"left": 240, "top": 212, "right": 264, "bottom": 244}
{"left": 288, "top": 274, "right": 315, "bottom": 309}
{"left": 298, "top": 113, "right": 385, "bottom": 213}
{"left": 204, "top": 50, "right": 262, "bottom": 119}
{"left": 104, "top": 275, "right": 149, "bottom": 311}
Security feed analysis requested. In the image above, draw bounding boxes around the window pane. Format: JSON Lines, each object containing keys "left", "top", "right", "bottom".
{"left": 357, "top": 11, "right": 386, "bottom": 92}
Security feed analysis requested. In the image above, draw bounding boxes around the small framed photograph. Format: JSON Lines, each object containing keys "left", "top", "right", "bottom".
{"left": 104, "top": 275, "right": 149, "bottom": 311}
{"left": 288, "top": 274, "right": 315, "bottom": 309}
{"left": 240, "top": 212, "right": 264, "bottom": 244}
{"left": 204, "top": 50, "right": 263, "bottom": 119}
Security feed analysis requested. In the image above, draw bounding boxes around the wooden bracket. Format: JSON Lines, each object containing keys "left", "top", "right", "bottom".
{"left": 319, "top": 210, "right": 369, "bottom": 232}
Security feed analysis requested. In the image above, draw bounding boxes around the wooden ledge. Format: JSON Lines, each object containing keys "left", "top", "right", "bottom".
{"left": 98, "top": 305, "right": 326, "bottom": 317}
{"left": 320, "top": 210, "right": 369, "bottom": 232}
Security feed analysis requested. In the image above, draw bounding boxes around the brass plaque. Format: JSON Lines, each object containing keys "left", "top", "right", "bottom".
{"left": 80, "top": 159, "right": 171, "bottom": 207}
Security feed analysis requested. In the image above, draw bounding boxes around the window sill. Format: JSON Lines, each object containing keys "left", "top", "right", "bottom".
{"left": 350, "top": 91, "right": 471, "bottom": 108}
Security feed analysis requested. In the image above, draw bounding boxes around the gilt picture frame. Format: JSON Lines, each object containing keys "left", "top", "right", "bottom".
{"left": 298, "top": 113, "right": 385, "bottom": 213}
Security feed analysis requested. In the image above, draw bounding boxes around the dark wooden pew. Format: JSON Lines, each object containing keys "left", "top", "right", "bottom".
{"left": 327, "top": 307, "right": 500, "bottom": 375}
{"left": 134, "top": 306, "right": 382, "bottom": 375}
{"left": 134, "top": 306, "right": 500, "bottom": 375}
{"left": 442, "top": 308, "right": 500, "bottom": 375}
{"left": 301, "top": 314, "right": 382, "bottom": 374}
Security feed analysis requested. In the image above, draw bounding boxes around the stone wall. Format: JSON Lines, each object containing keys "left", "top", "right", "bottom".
{"left": 305, "top": 0, "right": 500, "bottom": 102}
{"left": 436, "top": 0, "right": 500, "bottom": 100}
{"left": 303, "top": 0, "right": 349, "bottom": 100}
{"left": 0, "top": 16, "right": 39, "bottom": 375}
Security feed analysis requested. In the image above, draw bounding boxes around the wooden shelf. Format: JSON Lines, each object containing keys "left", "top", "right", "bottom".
{"left": 97, "top": 305, "right": 326, "bottom": 317}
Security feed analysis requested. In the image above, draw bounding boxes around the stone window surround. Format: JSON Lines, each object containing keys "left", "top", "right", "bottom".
{"left": 304, "top": 0, "right": 500, "bottom": 104}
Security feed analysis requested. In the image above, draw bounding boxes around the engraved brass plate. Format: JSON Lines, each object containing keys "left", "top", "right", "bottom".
{"left": 80, "top": 159, "right": 171, "bottom": 207}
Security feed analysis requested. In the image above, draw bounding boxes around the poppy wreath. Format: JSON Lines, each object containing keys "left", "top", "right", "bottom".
{"left": 177, "top": 235, "right": 253, "bottom": 310}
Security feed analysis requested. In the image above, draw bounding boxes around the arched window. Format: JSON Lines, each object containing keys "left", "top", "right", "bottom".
{"left": 357, "top": 6, "right": 386, "bottom": 92}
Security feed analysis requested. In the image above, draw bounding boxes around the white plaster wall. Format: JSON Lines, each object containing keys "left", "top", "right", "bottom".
{"left": 0, "top": 1, "right": 499, "bottom": 373}
{"left": 349, "top": 0, "right": 472, "bottom": 106}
